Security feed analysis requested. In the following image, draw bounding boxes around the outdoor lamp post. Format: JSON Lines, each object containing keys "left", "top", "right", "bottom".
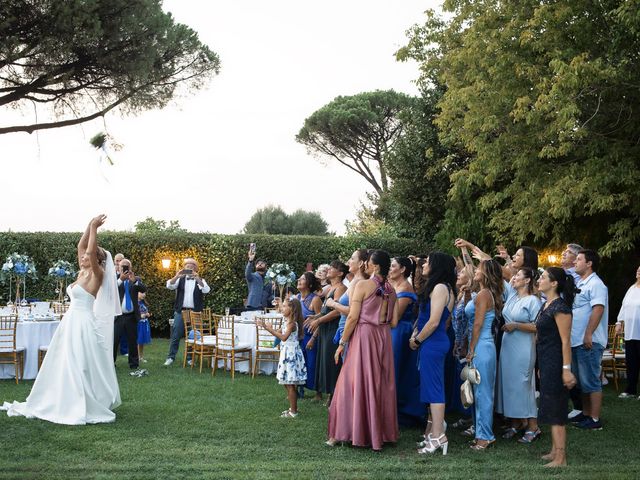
{"left": 161, "top": 258, "right": 171, "bottom": 270}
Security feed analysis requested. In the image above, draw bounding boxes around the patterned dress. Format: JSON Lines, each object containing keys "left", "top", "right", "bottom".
{"left": 277, "top": 322, "right": 307, "bottom": 385}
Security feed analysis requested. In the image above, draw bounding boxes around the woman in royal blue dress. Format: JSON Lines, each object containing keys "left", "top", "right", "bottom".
{"left": 465, "top": 259, "right": 504, "bottom": 450}
{"left": 389, "top": 256, "right": 424, "bottom": 425}
{"left": 410, "top": 252, "right": 457, "bottom": 456}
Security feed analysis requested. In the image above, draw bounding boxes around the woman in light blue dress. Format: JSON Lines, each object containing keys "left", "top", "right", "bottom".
{"left": 496, "top": 268, "right": 542, "bottom": 443}
{"left": 465, "top": 259, "right": 504, "bottom": 450}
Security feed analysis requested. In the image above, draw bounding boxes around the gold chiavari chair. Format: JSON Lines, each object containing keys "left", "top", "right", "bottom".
{"left": 602, "top": 324, "right": 625, "bottom": 391}
{"left": 192, "top": 311, "right": 217, "bottom": 373}
{"left": 52, "top": 303, "right": 70, "bottom": 316}
{"left": 212, "top": 315, "right": 252, "bottom": 379}
{"left": 253, "top": 315, "right": 283, "bottom": 378}
{"left": 0, "top": 315, "right": 25, "bottom": 384}
{"left": 182, "top": 310, "right": 196, "bottom": 368}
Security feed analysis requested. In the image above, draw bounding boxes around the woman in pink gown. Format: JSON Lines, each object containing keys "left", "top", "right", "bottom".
{"left": 327, "top": 250, "right": 398, "bottom": 451}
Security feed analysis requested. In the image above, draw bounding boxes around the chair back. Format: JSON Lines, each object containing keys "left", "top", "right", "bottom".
{"left": 182, "top": 309, "right": 194, "bottom": 338}
{"left": 202, "top": 307, "right": 212, "bottom": 323}
{"left": 191, "top": 311, "right": 214, "bottom": 338}
{"left": 0, "top": 315, "right": 19, "bottom": 352}
{"left": 52, "top": 303, "right": 69, "bottom": 315}
{"left": 216, "top": 315, "right": 236, "bottom": 349}
{"left": 255, "top": 315, "right": 283, "bottom": 350}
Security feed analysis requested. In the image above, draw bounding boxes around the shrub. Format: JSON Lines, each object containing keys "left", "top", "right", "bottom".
{"left": 0, "top": 232, "right": 424, "bottom": 334}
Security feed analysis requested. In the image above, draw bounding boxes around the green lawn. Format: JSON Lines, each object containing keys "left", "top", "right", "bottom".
{"left": 1, "top": 339, "right": 639, "bottom": 480}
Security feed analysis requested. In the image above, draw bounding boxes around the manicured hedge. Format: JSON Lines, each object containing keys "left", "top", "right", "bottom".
{"left": 0, "top": 232, "right": 425, "bottom": 334}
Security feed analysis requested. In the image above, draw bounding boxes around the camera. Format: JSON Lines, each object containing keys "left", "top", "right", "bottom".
{"left": 121, "top": 265, "right": 129, "bottom": 273}
{"left": 182, "top": 268, "right": 193, "bottom": 275}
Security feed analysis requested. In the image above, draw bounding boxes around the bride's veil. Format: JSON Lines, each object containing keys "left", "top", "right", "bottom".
{"left": 94, "top": 250, "right": 122, "bottom": 349}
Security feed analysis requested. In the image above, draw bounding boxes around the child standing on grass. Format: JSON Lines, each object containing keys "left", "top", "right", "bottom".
{"left": 137, "top": 291, "right": 152, "bottom": 363}
{"left": 258, "top": 297, "right": 307, "bottom": 418}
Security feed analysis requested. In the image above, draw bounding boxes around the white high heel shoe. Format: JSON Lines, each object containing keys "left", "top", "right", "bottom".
{"left": 416, "top": 420, "right": 448, "bottom": 447}
{"left": 418, "top": 433, "right": 449, "bottom": 456}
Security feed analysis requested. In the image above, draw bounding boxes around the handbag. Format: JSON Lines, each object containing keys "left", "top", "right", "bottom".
{"left": 460, "top": 363, "right": 481, "bottom": 385}
{"left": 460, "top": 361, "right": 481, "bottom": 408}
{"left": 460, "top": 379, "right": 474, "bottom": 408}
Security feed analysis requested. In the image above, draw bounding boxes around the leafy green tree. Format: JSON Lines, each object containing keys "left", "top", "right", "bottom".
{"left": 288, "top": 209, "right": 330, "bottom": 236}
{"left": 296, "top": 90, "right": 415, "bottom": 196}
{"left": 376, "top": 86, "right": 468, "bottom": 245}
{"left": 243, "top": 206, "right": 330, "bottom": 236}
{"left": 134, "top": 217, "right": 185, "bottom": 233}
{"left": 402, "top": 0, "right": 640, "bottom": 255}
{"left": 344, "top": 198, "right": 399, "bottom": 238}
{"left": 0, "top": 0, "right": 220, "bottom": 135}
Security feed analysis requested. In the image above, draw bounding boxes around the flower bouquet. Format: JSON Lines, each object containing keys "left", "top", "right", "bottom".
{"left": 265, "top": 263, "right": 297, "bottom": 302}
{"left": 1, "top": 253, "right": 37, "bottom": 306}
{"left": 48, "top": 260, "right": 77, "bottom": 302}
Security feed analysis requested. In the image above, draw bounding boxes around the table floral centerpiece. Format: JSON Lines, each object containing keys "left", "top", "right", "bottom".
{"left": 48, "top": 260, "right": 77, "bottom": 303}
{"left": 1, "top": 253, "right": 38, "bottom": 307}
{"left": 265, "top": 263, "right": 297, "bottom": 303}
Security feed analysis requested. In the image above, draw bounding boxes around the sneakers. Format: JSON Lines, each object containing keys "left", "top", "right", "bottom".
{"left": 140, "top": 357, "right": 148, "bottom": 364}
{"left": 461, "top": 425, "right": 475, "bottom": 437}
{"left": 187, "top": 360, "right": 193, "bottom": 367}
{"left": 280, "top": 409, "right": 298, "bottom": 418}
{"left": 619, "top": 392, "right": 635, "bottom": 399}
{"left": 569, "top": 412, "right": 587, "bottom": 423}
{"left": 567, "top": 409, "right": 582, "bottom": 420}
{"left": 575, "top": 417, "right": 603, "bottom": 430}
{"left": 163, "top": 358, "right": 174, "bottom": 366}
{"left": 129, "top": 369, "right": 148, "bottom": 378}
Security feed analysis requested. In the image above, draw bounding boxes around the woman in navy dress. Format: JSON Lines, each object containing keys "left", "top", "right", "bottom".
{"left": 296, "top": 272, "right": 322, "bottom": 399}
{"left": 536, "top": 267, "right": 577, "bottom": 467}
{"left": 410, "top": 252, "right": 457, "bottom": 456}
{"left": 389, "top": 256, "right": 424, "bottom": 425}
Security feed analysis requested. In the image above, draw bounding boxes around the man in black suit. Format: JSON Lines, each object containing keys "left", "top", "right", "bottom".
{"left": 114, "top": 258, "right": 146, "bottom": 370}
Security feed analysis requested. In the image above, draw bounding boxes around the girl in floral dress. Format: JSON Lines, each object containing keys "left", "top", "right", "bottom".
{"left": 258, "top": 297, "right": 307, "bottom": 418}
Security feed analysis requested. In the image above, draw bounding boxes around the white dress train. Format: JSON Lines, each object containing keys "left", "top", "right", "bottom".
{"left": 1, "top": 285, "right": 121, "bottom": 425}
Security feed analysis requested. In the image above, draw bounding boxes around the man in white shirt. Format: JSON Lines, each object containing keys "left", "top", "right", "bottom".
{"left": 163, "top": 258, "right": 211, "bottom": 366}
{"left": 571, "top": 249, "right": 608, "bottom": 430}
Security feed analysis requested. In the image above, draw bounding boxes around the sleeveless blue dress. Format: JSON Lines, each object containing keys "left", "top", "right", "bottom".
{"left": 465, "top": 296, "right": 496, "bottom": 441}
{"left": 391, "top": 292, "right": 425, "bottom": 424}
{"left": 418, "top": 297, "right": 452, "bottom": 404}
{"left": 298, "top": 292, "right": 318, "bottom": 391}
{"left": 333, "top": 290, "right": 350, "bottom": 350}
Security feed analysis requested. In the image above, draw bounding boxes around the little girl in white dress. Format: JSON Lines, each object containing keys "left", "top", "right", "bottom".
{"left": 258, "top": 297, "right": 307, "bottom": 417}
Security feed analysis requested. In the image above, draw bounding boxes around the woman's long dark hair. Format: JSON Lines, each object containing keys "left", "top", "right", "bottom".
{"left": 519, "top": 246, "right": 539, "bottom": 271}
{"left": 419, "top": 252, "right": 458, "bottom": 303}
{"left": 369, "top": 250, "right": 391, "bottom": 281}
{"left": 546, "top": 267, "right": 578, "bottom": 308}
{"left": 300, "top": 271, "right": 320, "bottom": 294}
{"left": 394, "top": 256, "right": 415, "bottom": 279}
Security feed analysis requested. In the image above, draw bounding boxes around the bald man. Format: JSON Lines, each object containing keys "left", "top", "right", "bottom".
{"left": 164, "top": 258, "right": 211, "bottom": 366}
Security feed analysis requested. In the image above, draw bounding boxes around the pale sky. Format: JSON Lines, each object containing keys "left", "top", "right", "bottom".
{"left": 0, "top": 1, "right": 440, "bottom": 234}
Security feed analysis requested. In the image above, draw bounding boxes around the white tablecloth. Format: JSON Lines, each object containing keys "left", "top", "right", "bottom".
{"left": 0, "top": 320, "right": 60, "bottom": 380}
{"left": 214, "top": 314, "right": 283, "bottom": 376}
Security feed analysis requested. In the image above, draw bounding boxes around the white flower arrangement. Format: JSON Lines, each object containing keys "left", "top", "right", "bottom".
{"left": 266, "top": 263, "right": 297, "bottom": 286}
{"left": 48, "top": 260, "right": 77, "bottom": 279}
{"left": 1, "top": 253, "right": 37, "bottom": 282}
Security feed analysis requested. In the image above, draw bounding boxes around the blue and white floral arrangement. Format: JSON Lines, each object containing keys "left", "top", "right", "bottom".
{"left": 48, "top": 260, "right": 77, "bottom": 302}
{"left": 266, "top": 263, "right": 297, "bottom": 300}
{"left": 1, "top": 253, "right": 37, "bottom": 305}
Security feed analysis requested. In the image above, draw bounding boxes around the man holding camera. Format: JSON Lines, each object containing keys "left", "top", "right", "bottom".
{"left": 245, "top": 245, "right": 273, "bottom": 311}
{"left": 114, "top": 258, "right": 146, "bottom": 370}
{"left": 163, "top": 258, "right": 211, "bottom": 366}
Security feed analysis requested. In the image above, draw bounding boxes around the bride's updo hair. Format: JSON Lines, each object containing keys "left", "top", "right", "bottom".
{"left": 96, "top": 247, "right": 107, "bottom": 267}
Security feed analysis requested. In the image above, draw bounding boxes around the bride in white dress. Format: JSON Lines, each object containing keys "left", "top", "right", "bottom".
{"left": 2, "top": 215, "right": 122, "bottom": 425}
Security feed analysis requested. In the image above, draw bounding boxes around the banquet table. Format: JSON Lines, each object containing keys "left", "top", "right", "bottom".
{"left": 214, "top": 312, "right": 283, "bottom": 376}
{"left": 0, "top": 318, "right": 60, "bottom": 380}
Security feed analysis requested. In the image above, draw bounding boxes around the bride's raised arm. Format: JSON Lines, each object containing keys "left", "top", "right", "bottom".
{"left": 84, "top": 215, "right": 107, "bottom": 278}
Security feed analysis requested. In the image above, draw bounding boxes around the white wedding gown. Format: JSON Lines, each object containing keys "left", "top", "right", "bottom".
{"left": 2, "top": 284, "right": 121, "bottom": 425}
